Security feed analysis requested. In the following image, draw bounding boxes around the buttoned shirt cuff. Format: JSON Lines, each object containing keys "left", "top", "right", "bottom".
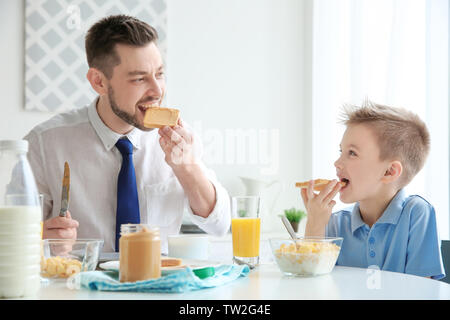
{"left": 184, "top": 179, "right": 231, "bottom": 236}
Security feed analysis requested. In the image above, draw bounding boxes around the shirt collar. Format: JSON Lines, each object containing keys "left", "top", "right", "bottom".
{"left": 350, "top": 188, "right": 407, "bottom": 234}
{"left": 376, "top": 188, "right": 407, "bottom": 225}
{"left": 88, "top": 97, "right": 143, "bottom": 151}
{"left": 350, "top": 203, "right": 366, "bottom": 234}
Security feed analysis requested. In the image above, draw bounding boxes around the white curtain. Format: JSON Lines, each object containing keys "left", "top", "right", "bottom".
{"left": 311, "top": 0, "right": 449, "bottom": 239}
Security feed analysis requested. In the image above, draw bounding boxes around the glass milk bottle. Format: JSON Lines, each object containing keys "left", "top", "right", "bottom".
{"left": 0, "top": 140, "right": 41, "bottom": 298}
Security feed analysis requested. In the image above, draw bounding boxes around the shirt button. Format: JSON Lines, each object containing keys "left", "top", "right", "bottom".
{"left": 369, "top": 250, "right": 376, "bottom": 258}
{"left": 369, "top": 237, "right": 375, "bottom": 245}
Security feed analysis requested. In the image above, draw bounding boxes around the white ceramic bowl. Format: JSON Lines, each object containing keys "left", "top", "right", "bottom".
{"left": 168, "top": 234, "right": 209, "bottom": 260}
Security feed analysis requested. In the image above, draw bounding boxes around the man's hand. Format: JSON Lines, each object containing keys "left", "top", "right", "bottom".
{"left": 158, "top": 119, "right": 216, "bottom": 218}
{"left": 43, "top": 211, "right": 79, "bottom": 240}
{"left": 300, "top": 179, "right": 342, "bottom": 237}
{"left": 158, "top": 118, "right": 196, "bottom": 170}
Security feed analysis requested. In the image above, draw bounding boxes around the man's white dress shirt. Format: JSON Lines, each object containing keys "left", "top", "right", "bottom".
{"left": 24, "top": 98, "right": 231, "bottom": 253}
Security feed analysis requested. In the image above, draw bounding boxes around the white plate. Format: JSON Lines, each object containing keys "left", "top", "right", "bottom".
{"left": 98, "top": 260, "right": 119, "bottom": 271}
{"left": 98, "top": 258, "right": 221, "bottom": 276}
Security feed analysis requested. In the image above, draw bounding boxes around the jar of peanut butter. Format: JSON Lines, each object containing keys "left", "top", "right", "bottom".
{"left": 119, "top": 224, "right": 161, "bottom": 282}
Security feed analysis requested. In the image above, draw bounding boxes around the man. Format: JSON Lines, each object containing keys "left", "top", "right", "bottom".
{"left": 24, "top": 15, "right": 231, "bottom": 253}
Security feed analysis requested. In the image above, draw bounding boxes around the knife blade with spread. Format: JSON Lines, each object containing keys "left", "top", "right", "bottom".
{"left": 59, "top": 161, "right": 70, "bottom": 217}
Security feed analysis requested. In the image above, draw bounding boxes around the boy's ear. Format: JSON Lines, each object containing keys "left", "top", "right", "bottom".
{"left": 382, "top": 161, "right": 403, "bottom": 183}
{"left": 86, "top": 68, "right": 108, "bottom": 96}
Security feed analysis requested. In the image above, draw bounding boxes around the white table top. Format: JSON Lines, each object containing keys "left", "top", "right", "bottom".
{"left": 34, "top": 264, "right": 450, "bottom": 300}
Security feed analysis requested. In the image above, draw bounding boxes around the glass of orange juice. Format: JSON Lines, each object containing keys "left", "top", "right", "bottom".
{"left": 231, "top": 196, "right": 261, "bottom": 268}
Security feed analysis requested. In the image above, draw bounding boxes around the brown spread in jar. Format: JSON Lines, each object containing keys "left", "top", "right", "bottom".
{"left": 119, "top": 224, "right": 161, "bottom": 282}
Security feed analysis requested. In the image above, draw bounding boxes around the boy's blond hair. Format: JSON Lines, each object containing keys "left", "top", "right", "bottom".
{"left": 340, "top": 100, "right": 430, "bottom": 187}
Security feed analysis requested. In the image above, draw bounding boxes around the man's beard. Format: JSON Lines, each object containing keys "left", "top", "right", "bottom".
{"left": 107, "top": 85, "right": 152, "bottom": 132}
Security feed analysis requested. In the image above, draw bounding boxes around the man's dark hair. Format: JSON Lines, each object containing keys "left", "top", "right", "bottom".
{"left": 85, "top": 15, "right": 158, "bottom": 79}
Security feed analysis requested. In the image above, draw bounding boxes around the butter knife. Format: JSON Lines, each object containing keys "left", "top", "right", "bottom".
{"left": 59, "top": 161, "right": 70, "bottom": 217}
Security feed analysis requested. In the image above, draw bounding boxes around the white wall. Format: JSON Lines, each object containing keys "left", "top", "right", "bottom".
{"left": 167, "top": 0, "right": 309, "bottom": 231}
{"left": 0, "top": 0, "right": 310, "bottom": 232}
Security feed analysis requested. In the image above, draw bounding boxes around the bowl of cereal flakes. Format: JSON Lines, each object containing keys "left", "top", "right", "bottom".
{"left": 40, "top": 239, "right": 103, "bottom": 280}
{"left": 269, "top": 237, "right": 342, "bottom": 277}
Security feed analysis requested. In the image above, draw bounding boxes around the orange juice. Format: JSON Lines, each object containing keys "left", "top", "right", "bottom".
{"left": 231, "top": 218, "right": 261, "bottom": 257}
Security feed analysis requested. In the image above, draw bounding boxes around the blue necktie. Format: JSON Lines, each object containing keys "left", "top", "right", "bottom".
{"left": 115, "top": 138, "right": 140, "bottom": 252}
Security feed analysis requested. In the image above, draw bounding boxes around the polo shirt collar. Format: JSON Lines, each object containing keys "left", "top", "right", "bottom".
{"left": 351, "top": 203, "right": 366, "bottom": 234}
{"left": 376, "top": 188, "right": 407, "bottom": 225}
{"left": 88, "top": 97, "right": 143, "bottom": 151}
{"left": 350, "top": 188, "right": 407, "bottom": 234}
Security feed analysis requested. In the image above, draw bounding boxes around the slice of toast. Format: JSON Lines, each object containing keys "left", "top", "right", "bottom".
{"left": 143, "top": 106, "right": 180, "bottom": 128}
{"left": 161, "top": 257, "right": 183, "bottom": 267}
{"left": 295, "top": 179, "right": 346, "bottom": 191}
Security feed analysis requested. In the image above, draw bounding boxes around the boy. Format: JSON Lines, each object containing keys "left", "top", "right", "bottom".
{"left": 301, "top": 101, "right": 445, "bottom": 279}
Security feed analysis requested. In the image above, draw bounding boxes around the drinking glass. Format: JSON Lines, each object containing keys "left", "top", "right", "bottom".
{"left": 231, "top": 196, "right": 261, "bottom": 268}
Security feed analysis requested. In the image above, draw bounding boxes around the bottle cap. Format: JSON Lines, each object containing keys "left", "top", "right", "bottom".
{"left": 192, "top": 266, "right": 215, "bottom": 279}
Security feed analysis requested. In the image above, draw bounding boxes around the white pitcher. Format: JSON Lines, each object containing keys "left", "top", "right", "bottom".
{"left": 239, "top": 176, "right": 282, "bottom": 232}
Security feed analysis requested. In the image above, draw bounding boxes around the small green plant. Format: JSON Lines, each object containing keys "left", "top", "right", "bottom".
{"left": 238, "top": 209, "right": 247, "bottom": 217}
{"left": 283, "top": 207, "right": 306, "bottom": 223}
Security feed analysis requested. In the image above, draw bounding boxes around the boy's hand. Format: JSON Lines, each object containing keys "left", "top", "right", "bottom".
{"left": 300, "top": 179, "right": 342, "bottom": 236}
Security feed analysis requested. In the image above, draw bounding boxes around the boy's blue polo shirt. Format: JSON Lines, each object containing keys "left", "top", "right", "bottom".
{"left": 326, "top": 189, "right": 445, "bottom": 279}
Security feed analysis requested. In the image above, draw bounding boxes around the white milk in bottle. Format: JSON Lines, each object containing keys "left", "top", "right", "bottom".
{"left": 0, "top": 140, "right": 41, "bottom": 298}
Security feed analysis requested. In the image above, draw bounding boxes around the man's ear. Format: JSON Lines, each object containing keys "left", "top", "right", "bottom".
{"left": 382, "top": 160, "right": 403, "bottom": 183}
{"left": 86, "top": 68, "right": 108, "bottom": 96}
